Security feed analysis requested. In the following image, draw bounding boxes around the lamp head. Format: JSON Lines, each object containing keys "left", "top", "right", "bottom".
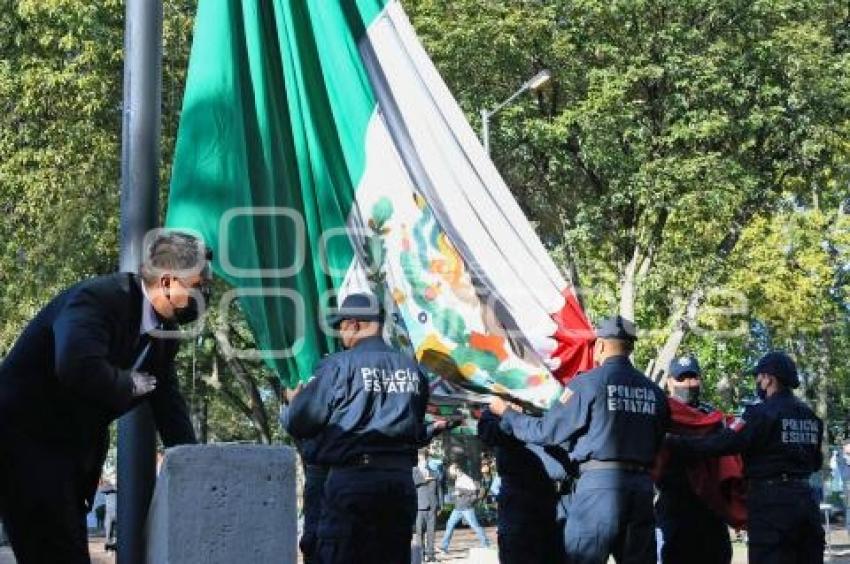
{"left": 527, "top": 69, "right": 552, "bottom": 90}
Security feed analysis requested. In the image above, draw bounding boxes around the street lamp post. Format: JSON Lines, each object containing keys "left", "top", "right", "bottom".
{"left": 480, "top": 69, "right": 551, "bottom": 155}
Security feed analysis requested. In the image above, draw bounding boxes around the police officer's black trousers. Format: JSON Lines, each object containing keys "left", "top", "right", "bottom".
{"left": 497, "top": 489, "right": 565, "bottom": 564}
{"left": 656, "top": 490, "right": 732, "bottom": 564}
{"left": 564, "top": 469, "right": 656, "bottom": 564}
{"left": 300, "top": 464, "right": 329, "bottom": 564}
{"left": 747, "top": 481, "right": 824, "bottom": 564}
{"left": 316, "top": 466, "right": 415, "bottom": 564}
{"left": 0, "top": 433, "right": 90, "bottom": 564}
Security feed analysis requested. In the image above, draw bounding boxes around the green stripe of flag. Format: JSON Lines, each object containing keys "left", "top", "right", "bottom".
{"left": 167, "top": 0, "right": 388, "bottom": 384}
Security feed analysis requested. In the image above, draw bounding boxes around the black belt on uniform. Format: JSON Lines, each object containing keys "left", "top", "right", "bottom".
{"left": 578, "top": 460, "right": 649, "bottom": 474}
{"left": 333, "top": 453, "right": 414, "bottom": 470}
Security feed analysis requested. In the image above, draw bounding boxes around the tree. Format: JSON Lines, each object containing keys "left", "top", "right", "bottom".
{"left": 1, "top": 0, "right": 848, "bottom": 444}
{"left": 0, "top": 0, "right": 282, "bottom": 445}
{"left": 406, "top": 0, "right": 850, "bottom": 383}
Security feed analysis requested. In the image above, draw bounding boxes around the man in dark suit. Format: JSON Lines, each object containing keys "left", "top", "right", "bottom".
{"left": 0, "top": 230, "right": 209, "bottom": 563}
{"left": 413, "top": 451, "right": 440, "bottom": 562}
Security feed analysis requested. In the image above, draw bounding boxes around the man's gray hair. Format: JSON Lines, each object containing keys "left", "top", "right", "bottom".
{"left": 140, "top": 230, "right": 210, "bottom": 283}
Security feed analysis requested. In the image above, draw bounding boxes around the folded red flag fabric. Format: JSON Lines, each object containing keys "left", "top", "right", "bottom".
{"left": 653, "top": 398, "right": 748, "bottom": 529}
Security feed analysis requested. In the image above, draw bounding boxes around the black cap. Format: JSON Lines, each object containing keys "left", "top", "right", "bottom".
{"left": 326, "top": 293, "right": 384, "bottom": 329}
{"left": 751, "top": 351, "right": 799, "bottom": 389}
{"left": 595, "top": 315, "right": 637, "bottom": 340}
{"left": 669, "top": 355, "right": 701, "bottom": 380}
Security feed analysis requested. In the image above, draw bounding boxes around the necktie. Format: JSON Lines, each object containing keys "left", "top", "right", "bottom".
{"left": 132, "top": 325, "right": 159, "bottom": 371}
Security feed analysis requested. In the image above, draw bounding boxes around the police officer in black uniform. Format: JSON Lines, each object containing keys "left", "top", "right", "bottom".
{"left": 656, "top": 355, "right": 732, "bottom": 564}
{"left": 490, "top": 315, "right": 669, "bottom": 563}
{"left": 281, "top": 293, "right": 429, "bottom": 564}
{"left": 667, "top": 351, "right": 824, "bottom": 564}
{"left": 478, "top": 408, "right": 568, "bottom": 564}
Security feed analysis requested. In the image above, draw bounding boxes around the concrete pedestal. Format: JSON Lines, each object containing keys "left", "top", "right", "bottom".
{"left": 145, "top": 444, "right": 297, "bottom": 563}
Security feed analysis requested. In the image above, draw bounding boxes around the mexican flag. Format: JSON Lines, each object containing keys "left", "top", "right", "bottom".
{"left": 166, "top": 0, "right": 593, "bottom": 409}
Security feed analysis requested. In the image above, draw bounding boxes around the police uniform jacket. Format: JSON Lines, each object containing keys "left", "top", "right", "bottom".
{"left": 669, "top": 389, "right": 822, "bottom": 478}
{"left": 282, "top": 335, "right": 428, "bottom": 466}
{"left": 478, "top": 409, "right": 567, "bottom": 491}
{"left": 500, "top": 356, "right": 669, "bottom": 466}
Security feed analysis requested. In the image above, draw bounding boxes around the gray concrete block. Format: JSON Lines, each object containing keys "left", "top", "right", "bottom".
{"left": 146, "top": 444, "right": 297, "bottom": 564}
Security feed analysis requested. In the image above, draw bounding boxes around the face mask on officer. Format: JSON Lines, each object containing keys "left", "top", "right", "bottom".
{"left": 672, "top": 384, "right": 701, "bottom": 406}
{"left": 670, "top": 373, "right": 701, "bottom": 406}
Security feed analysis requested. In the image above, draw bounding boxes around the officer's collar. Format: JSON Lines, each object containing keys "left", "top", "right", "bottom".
{"left": 601, "top": 355, "right": 632, "bottom": 366}
{"left": 350, "top": 335, "right": 386, "bottom": 351}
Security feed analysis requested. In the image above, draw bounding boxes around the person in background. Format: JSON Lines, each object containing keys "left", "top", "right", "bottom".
{"left": 103, "top": 480, "right": 117, "bottom": 552}
{"left": 93, "top": 481, "right": 107, "bottom": 533}
{"left": 438, "top": 463, "right": 491, "bottom": 554}
{"left": 414, "top": 451, "right": 440, "bottom": 562}
{"left": 830, "top": 441, "right": 850, "bottom": 533}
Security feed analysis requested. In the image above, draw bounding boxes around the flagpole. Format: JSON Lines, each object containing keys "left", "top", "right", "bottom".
{"left": 117, "top": 0, "right": 163, "bottom": 561}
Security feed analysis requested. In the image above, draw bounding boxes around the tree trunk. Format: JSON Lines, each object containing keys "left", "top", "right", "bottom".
{"left": 619, "top": 209, "right": 666, "bottom": 322}
{"left": 199, "top": 387, "right": 209, "bottom": 444}
{"left": 816, "top": 333, "right": 830, "bottom": 472}
{"left": 564, "top": 246, "right": 586, "bottom": 311}
{"left": 649, "top": 194, "right": 767, "bottom": 383}
{"left": 192, "top": 378, "right": 209, "bottom": 444}
{"left": 651, "top": 287, "right": 703, "bottom": 385}
{"left": 619, "top": 248, "right": 640, "bottom": 322}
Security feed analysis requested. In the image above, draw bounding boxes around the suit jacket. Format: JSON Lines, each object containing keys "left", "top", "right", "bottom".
{"left": 0, "top": 272, "right": 196, "bottom": 504}
{"left": 413, "top": 465, "right": 439, "bottom": 511}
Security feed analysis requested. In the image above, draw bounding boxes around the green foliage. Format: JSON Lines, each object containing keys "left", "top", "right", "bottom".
{"left": 0, "top": 0, "right": 197, "bottom": 350}
{"left": 0, "top": 0, "right": 848, "bottom": 442}
{"left": 0, "top": 0, "right": 124, "bottom": 347}
{"left": 0, "top": 0, "right": 275, "bottom": 444}
{"left": 406, "top": 0, "right": 850, "bottom": 444}
{"left": 407, "top": 0, "right": 849, "bottom": 390}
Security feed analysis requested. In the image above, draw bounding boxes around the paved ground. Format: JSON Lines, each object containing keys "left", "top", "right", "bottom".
{"left": 425, "top": 525, "right": 850, "bottom": 563}
{"left": 5, "top": 526, "right": 850, "bottom": 562}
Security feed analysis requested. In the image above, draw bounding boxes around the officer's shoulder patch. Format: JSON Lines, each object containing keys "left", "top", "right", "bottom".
{"left": 559, "top": 388, "right": 574, "bottom": 404}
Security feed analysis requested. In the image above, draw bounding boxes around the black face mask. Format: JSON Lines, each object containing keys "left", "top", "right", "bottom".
{"left": 672, "top": 385, "right": 700, "bottom": 406}
{"left": 755, "top": 383, "right": 767, "bottom": 401}
{"left": 173, "top": 296, "right": 200, "bottom": 325}
{"left": 171, "top": 285, "right": 210, "bottom": 326}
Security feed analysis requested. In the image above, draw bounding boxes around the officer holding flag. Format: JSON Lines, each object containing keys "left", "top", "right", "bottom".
{"left": 667, "top": 351, "right": 824, "bottom": 563}
{"left": 490, "top": 315, "right": 669, "bottom": 563}
{"left": 281, "top": 293, "right": 430, "bottom": 564}
{"left": 657, "top": 354, "right": 732, "bottom": 564}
